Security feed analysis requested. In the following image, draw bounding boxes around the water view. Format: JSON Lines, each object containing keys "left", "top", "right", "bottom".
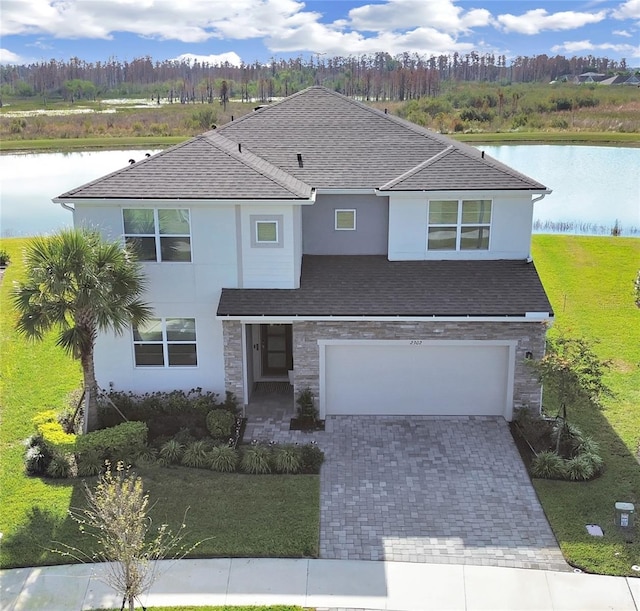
{"left": 481, "top": 145, "right": 639, "bottom": 236}
{"left": 0, "top": 145, "right": 638, "bottom": 237}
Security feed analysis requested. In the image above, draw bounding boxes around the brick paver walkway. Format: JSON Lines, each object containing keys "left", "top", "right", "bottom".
{"left": 319, "top": 416, "right": 569, "bottom": 571}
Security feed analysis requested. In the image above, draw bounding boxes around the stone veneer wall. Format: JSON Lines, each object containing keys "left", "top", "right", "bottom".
{"left": 292, "top": 321, "right": 547, "bottom": 414}
{"left": 222, "top": 319, "right": 547, "bottom": 413}
{"left": 222, "top": 320, "right": 245, "bottom": 404}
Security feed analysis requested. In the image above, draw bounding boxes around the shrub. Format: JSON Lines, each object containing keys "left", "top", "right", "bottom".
{"left": 181, "top": 440, "right": 210, "bottom": 468}
{"left": 33, "top": 410, "right": 77, "bottom": 453}
{"left": 531, "top": 451, "right": 566, "bottom": 479}
{"left": 580, "top": 451, "right": 604, "bottom": 475}
{"left": 241, "top": 445, "right": 272, "bottom": 474}
{"left": 158, "top": 439, "right": 185, "bottom": 465}
{"left": 24, "top": 443, "right": 51, "bottom": 475}
{"left": 296, "top": 388, "right": 318, "bottom": 421}
{"left": 76, "top": 449, "right": 104, "bottom": 477}
{"left": 99, "top": 389, "right": 221, "bottom": 441}
{"left": 573, "top": 435, "right": 600, "bottom": 456}
{"left": 565, "top": 454, "right": 595, "bottom": 481}
{"left": 0, "top": 248, "right": 11, "bottom": 266}
{"left": 75, "top": 421, "right": 148, "bottom": 463}
{"left": 172, "top": 427, "right": 196, "bottom": 446}
{"left": 300, "top": 443, "right": 325, "bottom": 473}
{"left": 46, "top": 452, "right": 73, "bottom": 479}
{"left": 272, "top": 445, "right": 302, "bottom": 474}
{"left": 206, "top": 409, "right": 236, "bottom": 440}
{"left": 208, "top": 446, "right": 239, "bottom": 473}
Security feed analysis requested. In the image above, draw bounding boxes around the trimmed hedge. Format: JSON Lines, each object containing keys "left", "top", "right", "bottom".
{"left": 75, "top": 421, "right": 148, "bottom": 462}
{"left": 32, "top": 410, "right": 76, "bottom": 452}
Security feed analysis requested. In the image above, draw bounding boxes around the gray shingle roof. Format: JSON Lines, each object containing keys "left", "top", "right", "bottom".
{"left": 57, "top": 133, "right": 313, "bottom": 200}
{"left": 57, "top": 86, "right": 547, "bottom": 201}
{"left": 217, "top": 256, "right": 553, "bottom": 317}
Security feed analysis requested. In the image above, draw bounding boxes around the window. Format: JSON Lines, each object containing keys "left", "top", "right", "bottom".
{"left": 250, "top": 214, "right": 284, "bottom": 248}
{"left": 427, "top": 199, "right": 491, "bottom": 250}
{"left": 256, "top": 220, "right": 278, "bottom": 243}
{"left": 123, "top": 209, "right": 191, "bottom": 262}
{"left": 335, "top": 209, "right": 356, "bottom": 230}
{"left": 133, "top": 318, "right": 197, "bottom": 367}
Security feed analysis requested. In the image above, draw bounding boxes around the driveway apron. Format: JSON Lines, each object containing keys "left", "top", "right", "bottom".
{"left": 319, "top": 416, "right": 569, "bottom": 571}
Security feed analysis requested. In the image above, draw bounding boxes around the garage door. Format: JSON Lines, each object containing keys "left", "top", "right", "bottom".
{"left": 323, "top": 341, "right": 511, "bottom": 418}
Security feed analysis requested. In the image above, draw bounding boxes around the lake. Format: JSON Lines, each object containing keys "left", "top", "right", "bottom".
{"left": 0, "top": 145, "right": 638, "bottom": 237}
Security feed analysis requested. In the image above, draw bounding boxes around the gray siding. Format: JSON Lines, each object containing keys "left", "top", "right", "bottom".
{"left": 302, "top": 194, "right": 389, "bottom": 255}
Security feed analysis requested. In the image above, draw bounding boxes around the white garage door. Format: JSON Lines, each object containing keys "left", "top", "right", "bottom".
{"left": 323, "top": 342, "right": 511, "bottom": 418}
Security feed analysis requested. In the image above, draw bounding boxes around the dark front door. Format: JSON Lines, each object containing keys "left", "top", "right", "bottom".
{"left": 261, "top": 324, "right": 293, "bottom": 377}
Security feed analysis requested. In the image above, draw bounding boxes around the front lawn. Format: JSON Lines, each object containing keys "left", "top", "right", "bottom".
{"left": 0, "top": 238, "right": 319, "bottom": 569}
{"left": 531, "top": 235, "right": 640, "bottom": 575}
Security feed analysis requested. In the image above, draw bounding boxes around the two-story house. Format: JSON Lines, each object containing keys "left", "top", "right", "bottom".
{"left": 55, "top": 86, "right": 553, "bottom": 421}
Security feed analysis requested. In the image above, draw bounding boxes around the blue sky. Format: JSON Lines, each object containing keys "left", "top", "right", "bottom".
{"left": 1, "top": 0, "right": 639, "bottom": 67}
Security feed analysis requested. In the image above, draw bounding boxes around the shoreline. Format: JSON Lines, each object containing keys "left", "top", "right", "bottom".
{"left": 1, "top": 131, "right": 640, "bottom": 154}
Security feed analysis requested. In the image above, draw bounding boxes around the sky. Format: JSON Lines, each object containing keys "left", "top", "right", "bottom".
{"left": 1, "top": 0, "right": 639, "bottom": 68}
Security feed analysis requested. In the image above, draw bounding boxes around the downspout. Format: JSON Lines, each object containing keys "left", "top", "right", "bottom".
{"left": 529, "top": 190, "right": 552, "bottom": 260}
{"left": 53, "top": 197, "right": 75, "bottom": 214}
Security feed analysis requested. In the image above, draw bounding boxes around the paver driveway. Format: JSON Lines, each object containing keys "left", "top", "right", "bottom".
{"left": 319, "top": 416, "right": 569, "bottom": 571}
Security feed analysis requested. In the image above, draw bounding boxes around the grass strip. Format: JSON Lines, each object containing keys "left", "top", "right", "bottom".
{"left": 530, "top": 235, "right": 640, "bottom": 576}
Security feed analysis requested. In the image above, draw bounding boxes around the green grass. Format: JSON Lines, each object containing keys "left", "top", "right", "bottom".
{"left": 0, "top": 136, "right": 185, "bottom": 152}
{"left": 0, "top": 237, "right": 319, "bottom": 569}
{"left": 453, "top": 131, "right": 640, "bottom": 145}
{"left": 531, "top": 235, "right": 640, "bottom": 575}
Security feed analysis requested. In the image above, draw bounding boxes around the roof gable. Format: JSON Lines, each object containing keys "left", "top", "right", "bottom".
{"left": 58, "top": 132, "right": 313, "bottom": 200}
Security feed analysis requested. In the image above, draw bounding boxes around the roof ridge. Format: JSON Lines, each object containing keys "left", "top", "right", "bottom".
{"left": 379, "top": 146, "right": 455, "bottom": 190}
{"left": 56, "top": 136, "right": 202, "bottom": 198}
{"left": 216, "top": 87, "right": 317, "bottom": 131}
{"left": 203, "top": 132, "right": 312, "bottom": 198}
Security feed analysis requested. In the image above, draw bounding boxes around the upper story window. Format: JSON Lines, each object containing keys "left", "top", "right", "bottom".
{"left": 133, "top": 317, "right": 197, "bottom": 367}
{"left": 335, "top": 209, "right": 356, "bottom": 231}
{"left": 427, "top": 199, "right": 491, "bottom": 251}
{"left": 123, "top": 208, "right": 191, "bottom": 262}
{"left": 250, "top": 214, "right": 284, "bottom": 248}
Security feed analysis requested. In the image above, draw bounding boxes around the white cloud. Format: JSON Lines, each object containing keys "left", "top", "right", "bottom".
{"left": 551, "top": 39, "right": 640, "bottom": 57}
{"left": 266, "top": 22, "right": 477, "bottom": 57}
{"left": 342, "top": 0, "right": 492, "bottom": 34}
{"left": 0, "top": 0, "right": 316, "bottom": 42}
{"left": 497, "top": 9, "right": 607, "bottom": 35}
{"left": 611, "top": 0, "right": 640, "bottom": 20}
{"left": 174, "top": 52, "right": 243, "bottom": 66}
{"left": 613, "top": 29, "right": 633, "bottom": 36}
{"left": 0, "top": 48, "right": 24, "bottom": 64}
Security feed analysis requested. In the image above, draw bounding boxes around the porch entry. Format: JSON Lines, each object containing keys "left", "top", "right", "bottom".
{"left": 261, "top": 324, "right": 293, "bottom": 376}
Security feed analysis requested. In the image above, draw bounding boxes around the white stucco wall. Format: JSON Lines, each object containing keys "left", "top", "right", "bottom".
{"left": 239, "top": 204, "right": 299, "bottom": 288}
{"left": 74, "top": 202, "right": 238, "bottom": 395}
{"left": 387, "top": 191, "right": 534, "bottom": 260}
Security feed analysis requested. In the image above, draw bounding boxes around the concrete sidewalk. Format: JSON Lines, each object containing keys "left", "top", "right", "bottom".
{"left": 1, "top": 558, "right": 639, "bottom": 611}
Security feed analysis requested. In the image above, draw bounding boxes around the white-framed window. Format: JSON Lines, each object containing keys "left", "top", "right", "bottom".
{"left": 123, "top": 208, "right": 191, "bottom": 262}
{"left": 133, "top": 317, "right": 198, "bottom": 367}
{"left": 256, "top": 220, "right": 278, "bottom": 243}
{"left": 427, "top": 199, "right": 492, "bottom": 250}
{"left": 335, "top": 209, "right": 356, "bottom": 230}
{"left": 250, "top": 214, "right": 284, "bottom": 248}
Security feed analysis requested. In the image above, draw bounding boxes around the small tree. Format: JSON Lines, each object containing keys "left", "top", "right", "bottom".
{"left": 532, "top": 336, "right": 612, "bottom": 452}
{"left": 13, "top": 228, "right": 152, "bottom": 431}
{"left": 64, "top": 462, "right": 195, "bottom": 611}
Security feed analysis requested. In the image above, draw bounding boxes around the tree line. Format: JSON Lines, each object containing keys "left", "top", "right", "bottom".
{"left": 0, "top": 52, "right": 635, "bottom": 104}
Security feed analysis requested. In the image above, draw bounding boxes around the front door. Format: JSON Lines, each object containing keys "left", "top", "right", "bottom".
{"left": 260, "top": 324, "right": 293, "bottom": 377}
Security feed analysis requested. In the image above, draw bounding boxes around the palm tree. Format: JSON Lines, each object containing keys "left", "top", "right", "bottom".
{"left": 13, "top": 228, "right": 152, "bottom": 431}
